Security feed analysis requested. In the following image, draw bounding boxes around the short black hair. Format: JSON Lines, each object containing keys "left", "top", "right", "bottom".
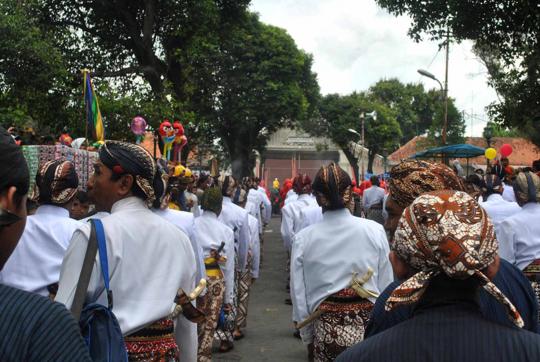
{"left": 75, "top": 191, "right": 89, "bottom": 204}
{"left": 370, "top": 175, "right": 380, "bottom": 187}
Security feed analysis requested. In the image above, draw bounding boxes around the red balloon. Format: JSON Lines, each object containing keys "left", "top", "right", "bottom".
{"left": 500, "top": 144, "right": 513, "bottom": 157}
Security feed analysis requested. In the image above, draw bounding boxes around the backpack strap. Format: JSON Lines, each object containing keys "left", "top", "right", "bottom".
{"left": 71, "top": 220, "right": 99, "bottom": 320}
{"left": 93, "top": 219, "right": 114, "bottom": 310}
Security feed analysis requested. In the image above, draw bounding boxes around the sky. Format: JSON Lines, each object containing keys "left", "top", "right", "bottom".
{"left": 250, "top": 0, "right": 498, "bottom": 137}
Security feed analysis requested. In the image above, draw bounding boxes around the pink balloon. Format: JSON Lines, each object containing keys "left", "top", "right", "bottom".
{"left": 131, "top": 116, "right": 147, "bottom": 135}
{"left": 500, "top": 143, "right": 513, "bottom": 157}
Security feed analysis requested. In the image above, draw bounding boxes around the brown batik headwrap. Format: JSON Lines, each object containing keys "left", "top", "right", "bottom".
{"left": 386, "top": 190, "right": 524, "bottom": 328}
{"left": 219, "top": 175, "right": 237, "bottom": 197}
{"left": 292, "top": 174, "right": 312, "bottom": 195}
{"left": 99, "top": 141, "right": 157, "bottom": 207}
{"left": 389, "top": 160, "right": 466, "bottom": 208}
{"left": 513, "top": 171, "right": 540, "bottom": 204}
{"left": 30, "top": 159, "right": 79, "bottom": 205}
{"left": 312, "top": 163, "right": 354, "bottom": 212}
{"left": 201, "top": 186, "right": 223, "bottom": 214}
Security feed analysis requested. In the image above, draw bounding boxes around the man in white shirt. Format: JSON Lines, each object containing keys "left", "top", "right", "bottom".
{"left": 55, "top": 141, "right": 198, "bottom": 362}
{"left": 291, "top": 163, "right": 392, "bottom": 361}
{"left": 362, "top": 175, "right": 386, "bottom": 224}
{"left": 1, "top": 159, "right": 83, "bottom": 298}
{"left": 216, "top": 175, "right": 250, "bottom": 350}
{"left": 194, "top": 187, "right": 235, "bottom": 361}
{"left": 480, "top": 174, "right": 521, "bottom": 239}
{"left": 496, "top": 171, "right": 540, "bottom": 323}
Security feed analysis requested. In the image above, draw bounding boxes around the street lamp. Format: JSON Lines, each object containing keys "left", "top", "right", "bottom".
{"left": 348, "top": 111, "right": 376, "bottom": 181}
{"left": 483, "top": 125, "right": 494, "bottom": 168}
{"left": 418, "top": 68, "right": 448, "bottom": 146}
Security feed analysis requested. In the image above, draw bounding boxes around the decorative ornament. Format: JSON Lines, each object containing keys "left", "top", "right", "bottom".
{"left": 131, "top": 116, "right": 147, "bottom": 144}
{"left": 159, "top": 120, "right": 176, "bottom": 160}
{"left": 485, "top": 147, "right": 497, "bottom": 160}
{"left": 172, "top": 120, "right": 188, "bottom": 162}
{"left": 500, "top": 144, "right": 513, "bottom": 158}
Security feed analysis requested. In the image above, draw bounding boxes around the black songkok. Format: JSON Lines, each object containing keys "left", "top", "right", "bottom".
{"left": 99, "top": 140, "right": 157, "bottom": 205}
{"left": 0, "top": 126, "right": 29, "bottom": 196}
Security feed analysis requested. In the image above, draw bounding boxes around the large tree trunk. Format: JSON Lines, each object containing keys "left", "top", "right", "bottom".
{"left": 342, "top": 147, "right": 360, "bottom": 184}
{"left": 367, "top": 146, "right": 379, "bottom": 174}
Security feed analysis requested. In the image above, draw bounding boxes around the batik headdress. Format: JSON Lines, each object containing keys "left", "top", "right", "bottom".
{"left": 30, "top": 159, "right": 79, "bottom": 205}
{"left": 386, "top": 190, "right": 523, "bottom": 328}
{"left": 312, "top": 163, "right": 353, "bottom": 212}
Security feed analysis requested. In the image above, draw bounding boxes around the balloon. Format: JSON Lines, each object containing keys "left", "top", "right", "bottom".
{"left": 131, "top": 116, "right": 147, "bottom": 135}
{"left": 172, "top": 121, "right": 188, "bottom": 162}
{"left": 485, "top": 148, "right": 497, "bottom": 160}
{"left": 500, "top": 144, "right": 513, "bottom": 157}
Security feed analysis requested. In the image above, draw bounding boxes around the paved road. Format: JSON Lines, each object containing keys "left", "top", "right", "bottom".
{"left": 214, "top": 216, "right": 306, "bottom": 361}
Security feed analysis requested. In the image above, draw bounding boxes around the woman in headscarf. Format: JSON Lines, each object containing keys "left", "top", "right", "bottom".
{"left": 497, "top": 170, "right": 540, "bottom": 322}
{"left": 290, "top": 163, "right": 393, "bottom": 361}
{"left": 337, "top": 190, "right": 540, "bottom": 362}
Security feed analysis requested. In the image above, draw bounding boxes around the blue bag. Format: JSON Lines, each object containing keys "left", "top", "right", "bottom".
{"left": 73, "top": 219, "right": 128, "bottom": 362}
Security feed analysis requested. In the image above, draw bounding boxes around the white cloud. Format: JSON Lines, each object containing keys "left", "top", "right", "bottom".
{"left": 251, "top": 0, "right": 498, "bottom": 137}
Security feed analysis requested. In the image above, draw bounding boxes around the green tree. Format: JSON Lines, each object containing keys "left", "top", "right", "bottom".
{"left": 310, "top": 93, "right": 401, "bottom": 182}
{"left": 375, "top": 0, "right": 540, "bottom": 146}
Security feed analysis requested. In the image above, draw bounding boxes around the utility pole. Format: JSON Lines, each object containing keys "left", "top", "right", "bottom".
{"left": 443, "top": 27, "right": 450, "bottom": 145}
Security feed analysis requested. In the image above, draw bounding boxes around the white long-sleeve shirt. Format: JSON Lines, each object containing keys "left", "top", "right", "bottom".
{"left": 291, "top": 208, "right": 393, "bottom": 345}
{"left": 362, "top": 185, "right": 386, "bottom": 209}
{"left": 152, "top": 208, "right": 206, "bottom": 284}
{"left": 502, "top": 185, "right": 517, "bottom": 203}
{"left": 55, "top": 197, "right": 197, "bottom": 361}
{"left": 0, "top": 205, "right": 84, "bottom": 296}
{"left": 247, "top": 214, "right": 261, "bottom": 279}
{"left": 497, "top": 203, "right": 540, "bottom": 269}
{"left": 281, "top": 194, "right": 318, "bottom": 251}
{"left": 246, "top": 188, "right": 264, "bottom": 234}
{"left": 284, "top": 189, "right": 298, "bottom": 205}
{"left": 257, "top": 187, "right": 272, "bottom": 224}
{"left": 481, "top": 194, "right": 521, "bottom": 236}
{"left": 219, "top": 196, "right": 250, "bottom": 270}
{"left": 299, "top": 205, "right": 323, "bottom": 231}
{"left": 194, "top": 211, "right": 235, "bottom": 304}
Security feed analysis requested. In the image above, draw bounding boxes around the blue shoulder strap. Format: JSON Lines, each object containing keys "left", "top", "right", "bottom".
{"left": 91, "top": 219, "right": 113, "bottom": 309}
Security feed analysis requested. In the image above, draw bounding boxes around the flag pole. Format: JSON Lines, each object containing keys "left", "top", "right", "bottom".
{"left": 82, "top": 69, "right": 90, "bottom": 148}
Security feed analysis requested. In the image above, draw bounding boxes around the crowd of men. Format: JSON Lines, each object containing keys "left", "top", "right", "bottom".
{"left": 2, "top": 121, "right": 540, "bottom": 362}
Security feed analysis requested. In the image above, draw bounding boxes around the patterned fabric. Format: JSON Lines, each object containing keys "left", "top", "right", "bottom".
{"left": 30, "top": 159, "right": 78, "bottom": 205}
{"left": 313, "top": 289, "right": 373, "bottom": 362}
{"left": 386, "top": 190, "right": 524, "bottom": 328}
{"left": 236, "top": 256, "right": 253, "bottom": 328}
{"left": 197, "top": 277, "right": 224, "bottom": 362}
{"left": 312, "top": 163, "right": 354, "bottom": 212}
{"left": 389, "top": 160, "right": 466, "bottom": 208}
{"left": 124, "top": 319, "right": 179, "bottom": 362}
{"left": 293, "top": 174, "right": 312, "bottom": 194}
{"left": 215, "top": 254, "right": 238, "bottom": 343}
{"left": 513, "top": 171, "right": 540, "bottom": 204}
{"left": 200, "top": 187, "right": 223, "bottom": 214}
{"left": 523, "top": 260, "right": 540, "bottom": 323}
{"left": 366, "top": 207, "right": 384, "bottom": 225}
{"left": 21, "top": 145, "right": 99, "bottom": 193}
{"left": 100, "top": 141, "right": 157, "bottom": 206}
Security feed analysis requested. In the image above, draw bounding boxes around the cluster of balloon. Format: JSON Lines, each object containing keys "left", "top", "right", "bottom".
{"left": 172, "top": 121, "right": 188, "bottom": 162}
{"left": 485, "top": 144, "right": 513, "bottom": 160}
{"left": 159, "top": 120, "right": 176, "bottom": 160}
{"left": 130, "top": 116, "right": 147, "bottom": 144}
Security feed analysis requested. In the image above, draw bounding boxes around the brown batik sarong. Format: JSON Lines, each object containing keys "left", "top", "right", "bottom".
{"left": 235, "top": 256, "right": 253, "bottom": 328}
{"left": 523, "top": 260, "right": 540, "bottom": 323}
{"left": 124, "top": 318, "right": 180, "bottom": 362}
{"left": 197, "top": 276, "right": 225, "bottom": 362}
{"left": 313, "top": 288, "right": 373, "bottom": 362}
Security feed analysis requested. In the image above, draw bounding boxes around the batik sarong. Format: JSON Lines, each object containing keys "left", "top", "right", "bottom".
{"left": 124, "top": 318, "right": 179, "bottom": 362}
{"left": 235, "top": 256, "right": 253, "bottom": 328}
{"left": 197, "top": 276, "right": 224, "bottom": 362}
{"left": 313, "top": 288, "right": 373, "bottom": 362}
{"left": 215, "top": 254, "right": 238, "bottom": 343}
{"left": 366, "top": 205, "right": 384, "bottom": 225}
{"left": 524, "top": 260, "right": 540, "bottom": 323}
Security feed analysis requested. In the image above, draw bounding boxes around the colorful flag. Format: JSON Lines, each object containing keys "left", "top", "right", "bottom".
{"left": 83, "top": 70, "right": 105, "bottom": 142}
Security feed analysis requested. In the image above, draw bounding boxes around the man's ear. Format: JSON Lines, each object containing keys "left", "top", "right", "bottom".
{"left": 0, "top": 186, "right": 18, "bottom": 211}
{"left": 389, "top": 251, "right": 411, "bottom": 280}
{"left": 118, "top": 174, "right": 134, "bottom": 197}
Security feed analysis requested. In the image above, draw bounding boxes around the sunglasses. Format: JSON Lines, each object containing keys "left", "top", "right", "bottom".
{"left": 0, "top": 208, "right": 22, "bottom": 227}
